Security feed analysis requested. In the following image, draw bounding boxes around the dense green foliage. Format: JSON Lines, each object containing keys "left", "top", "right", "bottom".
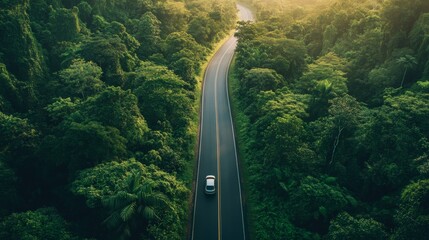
{"left": 0, "top": 0, "right": 236, "bottom": 239}
{"left": 233, "top": 0, "right": 429, "bottom": 239}
{"left": 0, "top": 208, "right": 79, "bottom": 240}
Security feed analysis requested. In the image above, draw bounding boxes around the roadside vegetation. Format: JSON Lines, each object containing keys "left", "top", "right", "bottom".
{"left": 232, "top": 0, "right": 429, "bottom": 239}
{"left": 0, "top": 0, "right": 236, "bottom": 239}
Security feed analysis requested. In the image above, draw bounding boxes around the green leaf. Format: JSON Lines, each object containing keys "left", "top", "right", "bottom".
{"left": 120, "top": 202, "right": 136, "bottom": 221}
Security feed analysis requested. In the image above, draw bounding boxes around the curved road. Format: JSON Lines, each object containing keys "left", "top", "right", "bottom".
{"left": 191, "top": 4, "right": 254, "bottom": 240}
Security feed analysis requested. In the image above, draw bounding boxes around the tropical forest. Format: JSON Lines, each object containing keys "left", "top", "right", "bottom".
{"left": 0, "top": 0, "right": 428, "bottom": 239}
{"left": 231, "top": 0, "right": 429, "bottom": 239}
{"left": 0, "top": 0, "right": 236, "bottom": 239}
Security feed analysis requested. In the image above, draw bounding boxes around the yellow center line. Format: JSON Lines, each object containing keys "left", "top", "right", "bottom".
{"left": 214, "top": 52, "right": 221, "bottom": 240}
{"left": 214, "top": 38, "right": 236, "bottom": 240}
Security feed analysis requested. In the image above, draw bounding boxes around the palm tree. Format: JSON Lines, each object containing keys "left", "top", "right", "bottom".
{"left": 397, "top": 55, "right": 417, "bottom": 88}
{"left": 309, "top": 79, "right": 333, "bottom": 119}
{"left": 102, "top": 170, "right": 170, "bottom": 240}
{"left": 315, "top": 79, "right": 333, "bottom": 100}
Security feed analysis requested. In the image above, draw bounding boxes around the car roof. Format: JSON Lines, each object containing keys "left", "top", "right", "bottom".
{"left": 206, "top": 175, "right": 215, "bottom": 186}
{"left": 206, "top": 178, "right": 215, "bottom": 186}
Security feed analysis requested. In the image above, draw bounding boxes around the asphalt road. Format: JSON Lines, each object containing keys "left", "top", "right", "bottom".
{"left": 191, "top": 4, "right": 254, "bottom": 240}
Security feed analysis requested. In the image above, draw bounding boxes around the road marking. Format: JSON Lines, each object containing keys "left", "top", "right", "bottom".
{"left": 214, "top": 55, "right": 221, "bottom": 240}
{"left": 192, "top": 5, "right": 253, "bottom": 239}
{"left": 224, "top": 38, "right": 247, "bottom": 240}
{"left": 192, "top": 37, "right": 235, "bottom": 240}
{"left": 214, "top": 38, "right": 237, "bottom": 240}
{"left": 191, "top": 42, "right": 209, "bottom": 240}
{"left": 192, "top": 40, "right": 224, "bottom": 240}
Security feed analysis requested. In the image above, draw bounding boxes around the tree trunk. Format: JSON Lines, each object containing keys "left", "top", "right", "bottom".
{"left": 400, "top": 67, "right": 408, "bottom": 88}
{"left": 329, "top": 126, "right": 344, "bottom": 166}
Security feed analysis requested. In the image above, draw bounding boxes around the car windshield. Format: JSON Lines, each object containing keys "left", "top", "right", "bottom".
{"left": 206, "top": 185, "right": 215, "bottom": 190}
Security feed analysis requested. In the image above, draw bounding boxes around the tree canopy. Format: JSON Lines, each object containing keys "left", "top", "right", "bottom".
{"left": 233, "top": 0, "right": 429, "bottom": 238}
{"left": 0, "top": 0, "right": 237, "bottom": 238}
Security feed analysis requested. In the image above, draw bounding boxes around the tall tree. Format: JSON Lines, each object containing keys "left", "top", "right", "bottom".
{"left": 396, "top": 55, "right": 417, "bottom": 88}
{"left": 54, "top": 58, "right": 104, "bottom": 99}
{"left": 327, "top": 95, "right": 363, "bottom": 166}
{"left": 128, "top": 12, "right": 161, "bottom": 59}
{"left": 125, "top": 62, "right": 193, "bottom": 133}
{"left": 155, "top": 0, "right": 189, "bottom": 36}
{"left": 49, "top": 7, "right": 81, "bottom": 42}
{"left": 0, "top": 0, "right": 46, "bottom": 110}
{"left": 102, "top": 171, "right": 171, "bottom": 240}
{"left": 289, "top": 176, "right": 356, "bottom": 230}
{"left": 240, "top": 68, "right": 285, "bottom": 106}
{"left": 71, "top": 159, "right": 189, "bottom": 239}
{"left": 77, "top": 86, "right": 149, "bottom": 147}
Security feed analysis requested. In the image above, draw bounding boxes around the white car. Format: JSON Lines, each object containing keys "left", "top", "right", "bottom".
{"left": 205, "top": 175, "right": 216, "bottom": 195}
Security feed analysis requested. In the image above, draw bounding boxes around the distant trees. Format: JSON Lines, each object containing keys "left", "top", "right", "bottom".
{"left": 187, "top": 0, "right": 236, "bottom": 45}
{"left": 155, "top": 0, "right": 189, "bottom": 36}
{"left": 410, "top": 13, "right": 429, "bottom": 79}
{"left": 188, "top": 15, "right": 217, "bottom": 46}
{"left": 235, "top": 28, "right": 307, "bottom": 80}
{"left": 382, "top": 0, "right": 429, "bottom": 35}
